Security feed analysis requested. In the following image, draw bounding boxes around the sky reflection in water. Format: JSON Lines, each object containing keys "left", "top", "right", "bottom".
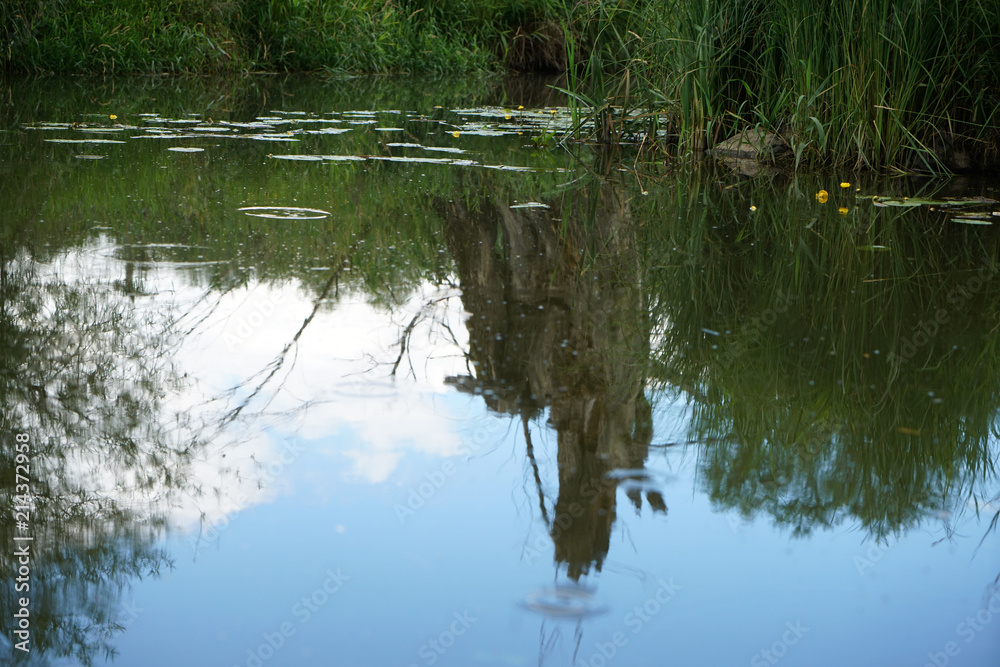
{"left": 1, "top": 75, "right": 999, "bottom": 667}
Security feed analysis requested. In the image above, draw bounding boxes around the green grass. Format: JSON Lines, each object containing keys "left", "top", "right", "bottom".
{"left": 3, "top": 0, "right": 999, "bottom": 172}
{"left": 575, "top": 0, "right": 1000, "bottom": 172}
{"left": 0, "top": 0, "right": 564, "bottom": 75}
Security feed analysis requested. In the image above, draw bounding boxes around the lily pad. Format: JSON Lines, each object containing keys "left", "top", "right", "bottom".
{"left": 44, "top": 138, "right": 126, "bottom": 144}
{"left": 238, "top": 206, "right": 330, "bottom": 220}
{"left": 867, "top": 195, "right": 999, "bottom": 208}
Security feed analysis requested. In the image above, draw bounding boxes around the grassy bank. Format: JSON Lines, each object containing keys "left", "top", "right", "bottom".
{"left": 0, "top": 0, "right": 565, "bottom": 75}
{"left": 594, "top": 0, "right": 1000, "bottom": 171}
{"left": 3, "top": 0, "right": 999, "bottom": 172}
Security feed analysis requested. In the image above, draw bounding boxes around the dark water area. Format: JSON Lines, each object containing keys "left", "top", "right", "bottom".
{"left": 1, "top": 75, "right": 999, "bottom": 667}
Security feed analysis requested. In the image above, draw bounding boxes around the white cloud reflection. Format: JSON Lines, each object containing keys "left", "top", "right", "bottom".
{"left": 171, "top": 273, "right": 472, "bottom": 526}
{"left": 28, "top": 239, "right": 473, "bottom": 535}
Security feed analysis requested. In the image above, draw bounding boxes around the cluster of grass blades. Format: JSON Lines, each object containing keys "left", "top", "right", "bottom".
{"left": 0, "top": 0, "right": 566, "bottom": 75}
{"left": 3, "top": 0, "right": 998, "bottom": 173}
{"left": 555, "top": 0, "right": 1000, "bottom": 173}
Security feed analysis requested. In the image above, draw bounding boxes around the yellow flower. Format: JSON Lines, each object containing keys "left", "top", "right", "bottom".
{"left": 549, "top": 109, "right": 557, "bottom": 114}
{"left": 838, "top": 207, "right": 849, "bottom": 215}
{"left": 452, "top": 131, "right": 460, "bottom": 137}
{"left": 109, "top": 114, "right": 117, "bottom": 120}
{"left": 816, "top": 190, "right": 829, "bottom": 203}
{"left": 517, "top": 105, "right": 524, "bottom": 110}
{"left": 505, "top": 113, "right": 511, "bottom": 120}
{"left": 749, "top": 205, "right": 757, "bottom": 212}
{"left": 840, "top": 182, "right": 850, "bottom": 188}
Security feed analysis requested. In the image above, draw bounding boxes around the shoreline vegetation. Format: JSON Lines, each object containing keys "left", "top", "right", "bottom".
{"left": 3, "top": 0, "right": 999, "bottom": 172}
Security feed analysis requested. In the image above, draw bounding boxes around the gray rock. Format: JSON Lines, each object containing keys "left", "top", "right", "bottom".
{"left": 709, "top": 128, "right": 789, "bottom": 160}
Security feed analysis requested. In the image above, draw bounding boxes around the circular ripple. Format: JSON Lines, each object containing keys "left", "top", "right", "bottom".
{"left": 522, "top": 585, "right": 607, "bottom": 618}
{"left": 238, "top": 206, "right": 331, "bottom": 220}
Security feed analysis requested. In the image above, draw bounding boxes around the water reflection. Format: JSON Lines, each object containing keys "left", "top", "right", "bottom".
{"left": 638, "top": 169, "right": 1000, "bottom": 539}
{"left": 1, "top": 74, "right": 999, "bottom": 665}
{"left": 0, "top": 246, "right": 187, "bottom": 664}
{"left": 441, "top": 184, "right": 664, "bottom": 581}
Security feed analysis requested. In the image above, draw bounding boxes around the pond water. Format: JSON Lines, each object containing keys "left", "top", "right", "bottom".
{"left": 2, "top": 75, "right": 1000, "bottom": 667}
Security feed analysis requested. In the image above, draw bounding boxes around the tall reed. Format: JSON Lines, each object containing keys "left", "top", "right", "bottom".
{"left": 605, "top": 0, "right": 1000, "bottom": 171}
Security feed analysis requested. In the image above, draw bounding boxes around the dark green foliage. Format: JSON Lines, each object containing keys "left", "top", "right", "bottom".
{"left": 0, "top": 0, "right": 565, "bottom": 75}
{"left": 2, "top": 0, "right": 998, "bottom": 171}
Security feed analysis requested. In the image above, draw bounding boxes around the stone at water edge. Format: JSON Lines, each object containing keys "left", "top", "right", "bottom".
{"left": 708, "top": 127, "right": 789, "bottom": 160}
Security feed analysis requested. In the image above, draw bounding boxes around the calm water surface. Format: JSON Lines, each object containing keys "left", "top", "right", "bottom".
{"left": 1, "top": 75, "right": 999, "bottom": 667}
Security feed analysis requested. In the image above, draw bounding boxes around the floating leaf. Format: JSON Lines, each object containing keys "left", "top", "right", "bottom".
{"left": 237, "top": 206, "right": 330, "bottom": 220}
{"left": 868, "top": 195, "right": 998, "bottom": 207}
{"left": 44, "top": 138, "right": 126, "bottom": 144}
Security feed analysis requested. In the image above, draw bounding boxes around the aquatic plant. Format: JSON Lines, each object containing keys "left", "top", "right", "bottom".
{"left": 582, "top": 0, "right": 1000, "bottom": 171}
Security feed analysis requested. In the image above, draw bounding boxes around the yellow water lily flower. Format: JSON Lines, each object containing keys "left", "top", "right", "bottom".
{"left": 840, "top": 182, "right": 850, "bottom": 188}
{"left": 109, "top": 114, "right": 117, "bottom": 120}
{"left": 505, "top": 113, "right": 511, "bottom": 120}
{"left": 816, "top": 190, "right": 829, "bottom": 203}
{"left": 517, "top": 105, "right": 524, "bottom": 110}
{"left": 749, "top": 205, "right": 757, "bottom": 212}
{"left": 838, "top": 207, "right": 849, "bottom": 215}
{"left": 451, "top": 131, "right": 460, "bottom": 137}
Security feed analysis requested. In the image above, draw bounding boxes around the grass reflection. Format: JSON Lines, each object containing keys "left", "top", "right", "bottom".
{"left": 2, "top": 76, "right": 999, "bottom": 657}
{"left": 638, "top": 167, "right": 1000, "bottom": 539}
